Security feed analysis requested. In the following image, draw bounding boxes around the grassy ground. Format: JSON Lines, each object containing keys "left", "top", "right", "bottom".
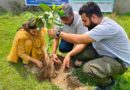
{"left": 0, "top": 12, "right": 130, "bottom": 90}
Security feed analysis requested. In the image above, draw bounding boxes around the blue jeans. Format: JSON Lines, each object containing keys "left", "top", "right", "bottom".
{"left": 59, "top": 39, "right": 74, "bottom": 53}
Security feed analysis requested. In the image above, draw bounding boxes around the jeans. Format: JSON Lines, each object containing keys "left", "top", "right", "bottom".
{"left": 59, "top": 39, "right": 74, "bottom": 53}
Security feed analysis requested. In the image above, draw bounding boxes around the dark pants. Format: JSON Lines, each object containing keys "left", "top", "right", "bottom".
{"left": 59, "top": 39, "right": 74, "bottom": 53}
{"left": 72, "top": 44, "right": 127, "bottom": 86}
{"left": 72, "top": 44, "right": 101, "bottom": 64}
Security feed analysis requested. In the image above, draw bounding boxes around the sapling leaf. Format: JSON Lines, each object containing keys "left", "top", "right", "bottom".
{"left": 52, "top": 4, "right": 56, "bottom": 10}
{"left": 39, "top": 3, "right": 52, "bottom": 12}
{"left": 58, "top": 10, "right": 65, "bottom": 17}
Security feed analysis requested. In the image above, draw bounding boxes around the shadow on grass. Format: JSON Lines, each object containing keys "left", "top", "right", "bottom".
{"left": 8, "top": 60, "right": 32, "bottom": 80}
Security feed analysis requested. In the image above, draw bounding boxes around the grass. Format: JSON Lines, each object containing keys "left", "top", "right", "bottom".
{"left": 0, "top": 12, "right": 130, "bottom": 90}
{"left": 0, "top": 13, "right": 60, "bottom": 90}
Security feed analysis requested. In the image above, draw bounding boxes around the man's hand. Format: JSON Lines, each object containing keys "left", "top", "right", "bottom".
{"left": 48, "top": 29, "right": 57, "bottom": 38}
{"left": 52, "top": 53, "right": 61, "bottom": 64}
{"left": 63, "top": 53, "right": 71, "bottom": 70}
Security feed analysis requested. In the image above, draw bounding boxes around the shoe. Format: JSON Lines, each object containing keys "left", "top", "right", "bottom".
{"left": 95, "top": 77, "right": 115, "bottom": 90}
{"left": 73, "top": 60, "right": 83, "bottom": 68}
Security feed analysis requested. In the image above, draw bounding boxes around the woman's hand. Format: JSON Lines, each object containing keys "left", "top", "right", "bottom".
{"left": 35, "top": 60, "right": 43, "bottom": 68}
{"left": 29, "top": 58, "right": 43, "bottom": 68}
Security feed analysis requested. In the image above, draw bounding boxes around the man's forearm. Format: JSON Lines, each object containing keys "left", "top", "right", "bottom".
{"left": 59, "top": 32, "right": 94, "bottom": 44}
{"left": 68, "top": 44, "right": 87, "bottom": 57}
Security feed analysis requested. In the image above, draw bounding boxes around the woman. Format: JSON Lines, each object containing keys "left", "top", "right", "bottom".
{"left": 7, "top": 18, "right": 48, "bottom": 69}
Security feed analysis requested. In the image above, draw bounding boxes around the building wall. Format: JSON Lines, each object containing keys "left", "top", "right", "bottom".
{"left": 0, "top": 0, "right": 130, "bottom": 13}
{"left": 114, "top": 0, "right": 130, "bottom": 13}
{"left": 0, "top": 0, "right": 24, "bottom": 11}
{"left": 0, "top": 0, "right": 11, "bottom": 11}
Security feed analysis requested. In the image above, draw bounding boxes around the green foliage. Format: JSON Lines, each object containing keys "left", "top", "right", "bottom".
{"left": 39, "top": 3, "right": 64, "bottom": 29}
{"left": 39, "top": 3, "right": 52, "bottom": 12}
{"left": 38, "top": 3, "right": 64, "bottom": 52}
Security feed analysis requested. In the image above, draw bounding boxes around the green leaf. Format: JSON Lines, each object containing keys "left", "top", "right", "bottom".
{"left": 56, "top": 5, "right": 63, "bottom": 10}
{"left": 52, "top": 4, "right": 56, "bottom": 10}
{"left": 54, "top": 20, "right": 63, "bottom": 26}
{"left": 55, "top": 5, "right": 63, "bottom": 12}
{"left": 46, "top": 23, "right": 52, "bottom": 29}
{"left": 58, "top": 10, "right": 65, "bottom": 17}
{"left": 24, "top": 12, "right": 35, "bottom": 19}
{"left": 36, "top": 18, "right": 44, "bottom": 30}
{"left": 39, "top": 3, "right": 52, "bottom": 12}
{"left": 39, "top": 3, "right": 63, "bottom": 29}
{"left": 43, "top": 12, "right": 49, "bottom": 19}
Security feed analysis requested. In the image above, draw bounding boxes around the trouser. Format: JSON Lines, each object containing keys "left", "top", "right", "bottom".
{"left": 59, "top": 39, "right": 74, "bottom": 53}
{"left": 72, "top": 44, "right": 101, "bottom": 64}
{"left": 72, "top": 44, "right": 127, "bottom": 86}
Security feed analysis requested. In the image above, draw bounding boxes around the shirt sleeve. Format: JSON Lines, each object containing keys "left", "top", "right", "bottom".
{"left": 85, "top": 24, "right": 119, "bottom": 42}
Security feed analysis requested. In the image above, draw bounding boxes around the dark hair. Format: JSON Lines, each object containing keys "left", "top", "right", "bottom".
{"left": 60, "top": 4, "right": 73, "bottom": 18}
{"left": 22, "top": 22, "right": 37, "bottom": 31}
{"left": 27, "top": 18, "right": 37, "bottom": 29}
{"left": 79, "top": 2, "right": 103, "bottom": 17}
{"left": 17, "top": 18, "right": 44, "bottom": 31}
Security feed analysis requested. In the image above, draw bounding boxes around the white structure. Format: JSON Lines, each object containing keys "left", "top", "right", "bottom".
{"left": 0, "top": 0, "right": 130, "bottom": 14}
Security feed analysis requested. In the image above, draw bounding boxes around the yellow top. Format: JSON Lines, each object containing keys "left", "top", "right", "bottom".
{"left": 7, "top": 28, "right": 47, "bottom": 64}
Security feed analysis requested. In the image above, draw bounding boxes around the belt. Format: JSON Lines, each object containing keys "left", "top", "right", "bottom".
{"left": 114, "top": 58, "right": 123, "bottom": 63}
{"left": 114, "top": 58, "right": 127, "bottom": 69}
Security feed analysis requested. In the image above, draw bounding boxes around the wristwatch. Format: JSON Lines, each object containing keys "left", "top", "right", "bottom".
{"left": 56, "top": 30, "right": 61, "bottom": 38}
